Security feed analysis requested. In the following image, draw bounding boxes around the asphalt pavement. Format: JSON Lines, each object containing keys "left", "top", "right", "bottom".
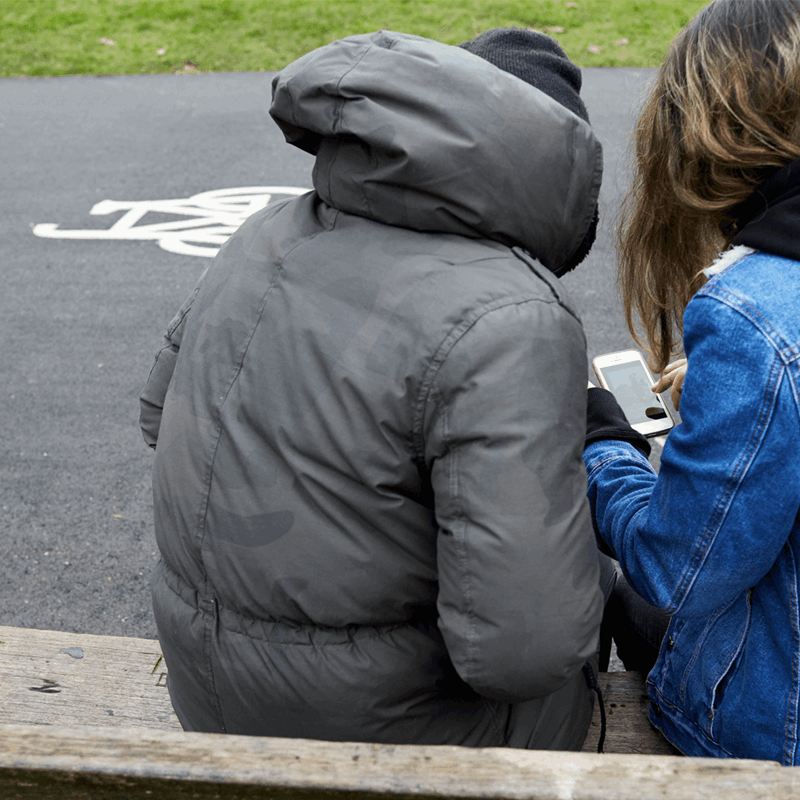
{"left": 1, "top": 67, "right": 657, "bottom": 639}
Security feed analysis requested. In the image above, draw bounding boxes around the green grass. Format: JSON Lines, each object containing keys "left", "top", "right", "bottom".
{"left": 1, "top": 0, "right": 709, "bottom": 77}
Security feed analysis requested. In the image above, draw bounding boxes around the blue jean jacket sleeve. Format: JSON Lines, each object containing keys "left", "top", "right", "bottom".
{"left": 584, "top": 288, "right": 800, "bottom": 618}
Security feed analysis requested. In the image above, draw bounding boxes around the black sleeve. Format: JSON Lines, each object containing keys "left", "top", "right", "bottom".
{"left": 586, "top": 387, "right": 651, "bottom": 458}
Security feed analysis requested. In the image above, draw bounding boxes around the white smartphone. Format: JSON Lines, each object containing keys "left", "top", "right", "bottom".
{"left": 592, "top": 349, "right": 675, "bottom": 438}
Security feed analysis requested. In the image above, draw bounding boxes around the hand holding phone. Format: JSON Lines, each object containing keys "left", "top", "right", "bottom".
{"left": 651, "top": 358, "right": 687, "bottom": 411}
{"left": 592, "top": 349, "right": 675, "bottom": 437}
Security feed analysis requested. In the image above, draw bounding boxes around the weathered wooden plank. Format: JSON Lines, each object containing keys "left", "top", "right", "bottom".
{"left": 582, "top": 672, "right": 677, "bottom": 755}
{"left": 0, "top": 625, "right": 673, "bottom": 755}
{"left": 0, "top": 625, "right": 179, "bottom": 729}
{"left": 0, "top": 625, "right": 794, "bottom": 799}
{"left": 0, "top": 723, "right": 795, "bottom": 800}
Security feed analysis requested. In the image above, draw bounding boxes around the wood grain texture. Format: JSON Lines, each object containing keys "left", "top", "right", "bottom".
{"left": 0, "top": 626, "right": 796, "bottom": 798}
{"left": 0, "top": 722, "right": 795, "bottom": 800}
{"left": 0, "top": 625, "right": 670, "bottom": 754}
{"left": 582, "top": 671, "right": 677, "bottom": 755}
{"left": 0, "top": 625, "right": 179, "bottom": 729}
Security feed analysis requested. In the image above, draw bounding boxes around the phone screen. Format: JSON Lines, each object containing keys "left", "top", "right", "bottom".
{"left": 599, "top": 361, "right": 668, "bottom": 426}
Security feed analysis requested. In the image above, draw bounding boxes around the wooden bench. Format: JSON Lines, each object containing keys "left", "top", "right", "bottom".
{"left": 0, "top": 625, "right": 796, "bottom": 798}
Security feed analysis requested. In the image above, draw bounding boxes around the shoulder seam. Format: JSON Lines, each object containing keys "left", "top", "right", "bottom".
{"left": 697, "top": 284, "right": 800, "bottom": 365}
{"left": 411, "top": 295, "right": 584, "bottom": 461}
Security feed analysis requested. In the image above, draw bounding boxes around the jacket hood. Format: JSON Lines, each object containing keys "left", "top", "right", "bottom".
{"left": 270, "top": 31, "right": 602, "bottom": 274}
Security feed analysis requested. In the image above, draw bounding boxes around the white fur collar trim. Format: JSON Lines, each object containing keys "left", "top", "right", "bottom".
{"left": 704, "top": 245, "right": 756, "bottom": 277}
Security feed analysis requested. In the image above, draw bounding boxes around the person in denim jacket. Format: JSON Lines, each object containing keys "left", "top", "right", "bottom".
{"left": 585, "top": 0, "right": 800, "bottom": 763}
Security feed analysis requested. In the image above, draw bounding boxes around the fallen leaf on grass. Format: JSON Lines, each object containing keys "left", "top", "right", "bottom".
{"left": 615, "top": 37, "right": 630, "bottom": 46}
{"left": 157, "top": 47, "right": 167, "bottom": 55}
{"left": 544, "top": 26, "right": 565, "bottom": 33}
{"left": 587, "top": 45, "right": 602, "bottom": 54}
{"left": 99, "top": 37, "right": 117, "bottom": 46}
{"left": 182, "top": 60, "right": 200, "bottom": 72}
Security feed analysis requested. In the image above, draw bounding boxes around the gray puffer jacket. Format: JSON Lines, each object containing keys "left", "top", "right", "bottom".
{"left": 140, "top": 31, "right": 604, "bottom": 748}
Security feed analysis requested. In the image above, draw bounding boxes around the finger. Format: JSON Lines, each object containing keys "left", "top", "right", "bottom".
{"left": 669, "top": 364, "right": 687, "bottom": 410}
{"left": 670, "top": 366, "right": 686, "bottom": 411}
{"left": 651, "top": 374, "right": 675, "bottom": 393}
{"left": 652, "top": 359, "right": 688, "bottom": 393}
{"left": 662, "top": 358, "right": 687, "bottom": 376}
{"left": 671, "top": 382, "right": 682, "bottom": 411}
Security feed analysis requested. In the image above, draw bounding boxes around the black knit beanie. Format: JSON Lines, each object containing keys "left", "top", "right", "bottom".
{"left": 458, "top": 27, "right": 589, "bottom": 123}
{"left": 458, "top": 27, "right": 597, "bottom": 275}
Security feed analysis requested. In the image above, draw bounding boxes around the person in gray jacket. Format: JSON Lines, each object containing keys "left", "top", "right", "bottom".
{"left": 140, "top": 28, "right": 606, "bottom": 750}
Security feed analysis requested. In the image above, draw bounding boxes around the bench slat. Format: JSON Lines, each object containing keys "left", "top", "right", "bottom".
{"left": 0, "top": 722, "right": 794, "bottom": 800}
{"left": 0, "top": 625, "right": 795, "bottom": 799}
{"left": 0, "top": 625, "right": 673, "bottom": 755}
{"left": 582, "top": 672, "right": 676, "bottom": 755}
{"left": 0, "top": 625, "right": 179, "bottom": 730}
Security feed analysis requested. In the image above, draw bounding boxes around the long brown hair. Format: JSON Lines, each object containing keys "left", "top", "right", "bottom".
{"left": 618, "top": 0, "right": 800, "bottom": 371}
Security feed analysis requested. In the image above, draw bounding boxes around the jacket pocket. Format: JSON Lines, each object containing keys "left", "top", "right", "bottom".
{"left": 678, "top": 590, "right": 752, "bottom": 740}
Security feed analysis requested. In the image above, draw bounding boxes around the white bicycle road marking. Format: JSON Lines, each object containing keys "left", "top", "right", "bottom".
{"left": 33, "top": 186, "right": 309, "bottom": 258}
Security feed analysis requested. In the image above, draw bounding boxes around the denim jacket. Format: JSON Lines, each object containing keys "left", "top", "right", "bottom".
{"left": 584, "top": 247, "right": 800, "bottom": 763}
